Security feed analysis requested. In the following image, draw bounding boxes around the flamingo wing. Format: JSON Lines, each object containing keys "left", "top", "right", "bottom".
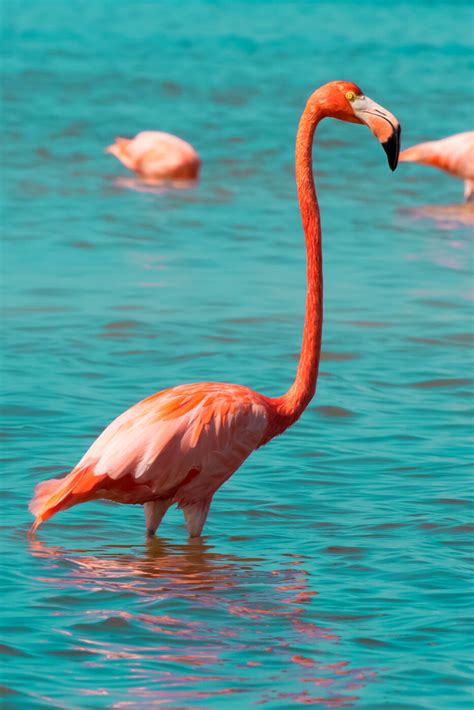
{"left": 124, "top": 131, "right": 177, "bottom": 157}
{"left": 131, "top": 133, "right": 199, "bottom": 178}
{"left": 30, "top": 383, "right": 269, "bottom": 530}
{"left": 107, "top": 132, "right": 199, "bottom": 179}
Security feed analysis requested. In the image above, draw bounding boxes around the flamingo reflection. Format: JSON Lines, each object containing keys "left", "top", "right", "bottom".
{"left": 111, "top": 175, "right": 199, "bottom": 193}
{"left": 402, "top": 202, "right": 474, "bottom": 229}
{"left": 30, "top": 538, "right": 377, "bottom": 707}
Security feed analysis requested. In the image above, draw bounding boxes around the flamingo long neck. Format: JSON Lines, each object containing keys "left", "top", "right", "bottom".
{"left": 273, "top": 100, "right": 324, "bottom": 430}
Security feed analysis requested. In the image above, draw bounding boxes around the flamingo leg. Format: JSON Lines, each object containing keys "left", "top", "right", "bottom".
{"left": 183, "top": 499, "right": 212, "bottom": 538}
{"left": 144, "top": 500, "right": 172, "bottom": 537}
{"left": 464, "top": 179, "right": 474, "bottom": 202}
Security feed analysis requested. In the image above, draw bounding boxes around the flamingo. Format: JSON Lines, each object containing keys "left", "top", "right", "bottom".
{"left": 399, "top": 132, "right": 474, "bottom": 202}
{"left": 106, "top": 131, "right": 201, "bottom": 181}
{"left": 30, "top": 81, "right": 400, "bottom": 539}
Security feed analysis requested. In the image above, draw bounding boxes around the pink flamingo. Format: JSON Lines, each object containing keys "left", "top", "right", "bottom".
{"left": 399, "top": 132, "right": 474, "bottom": 201}
{"left": 106, "top": 131, "right": 201, "bottom": 181}
{"left": 30, "top": 81, "right": 400, "bottom": 539}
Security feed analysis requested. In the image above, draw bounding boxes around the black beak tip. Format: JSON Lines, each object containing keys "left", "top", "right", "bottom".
{"left": 382, "top": 125, "right": 401, "bottom": 172}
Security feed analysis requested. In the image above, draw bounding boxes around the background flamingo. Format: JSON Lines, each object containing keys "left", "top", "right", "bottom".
{"left": 399, "top": 132, "right": 474, "bottom": 201}
{"left": 30, "top": 81, "right": 400, "bottom": 539}
{"left": 106, "top": 131, "right": 201, "bottom": 181}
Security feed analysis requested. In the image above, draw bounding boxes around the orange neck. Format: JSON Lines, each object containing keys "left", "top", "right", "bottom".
{"left": 273, "top": 100, "right": 324, "bottom": 429}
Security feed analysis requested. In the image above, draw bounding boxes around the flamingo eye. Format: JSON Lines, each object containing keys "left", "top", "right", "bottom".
{"left": 345, "top": 91, "right": 356, "bottom": 102}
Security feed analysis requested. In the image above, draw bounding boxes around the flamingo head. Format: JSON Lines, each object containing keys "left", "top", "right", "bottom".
{"left": 312, "top": 81, "right": 401, "bottom": 171}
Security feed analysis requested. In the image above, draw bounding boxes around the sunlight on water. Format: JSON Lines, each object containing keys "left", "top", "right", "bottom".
{"left": 2, "top": 0, "right": 473, "bottom": 708}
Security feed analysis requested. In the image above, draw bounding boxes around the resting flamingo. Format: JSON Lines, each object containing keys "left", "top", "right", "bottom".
{"left": 399, "top": 132, "right": 474, "bottom": 202}
{"left": 106, "top": 131, "right": 201, "bottom": 181}
{"left": 30, "top": 81, "right": 400, "bottom": 539}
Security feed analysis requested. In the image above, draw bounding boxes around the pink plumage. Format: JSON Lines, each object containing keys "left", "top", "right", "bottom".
{"left": 106, "top": 131, "right": 201, "bottom": 181}
{"left": 399, "top": 132, "right": 474, "bottom": 201}
{"left": 30, "top": 383, "right": 271, "bottom": 537}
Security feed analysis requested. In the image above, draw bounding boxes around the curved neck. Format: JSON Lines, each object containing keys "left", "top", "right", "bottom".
{"left": 277, "top": 101, "right": 324, "bottom": 425}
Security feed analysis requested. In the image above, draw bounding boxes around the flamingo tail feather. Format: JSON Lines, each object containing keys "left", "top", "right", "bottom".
{"left": 29, "top": 464, "right": 103, "bottom": 536}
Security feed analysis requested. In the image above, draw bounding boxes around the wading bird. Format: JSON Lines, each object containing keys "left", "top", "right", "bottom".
{"left": 399, "top": 132, "right": 474, "bottom": 202}
{"left": 30, "top": 81, "right": 400, "bottom": 539}
{"left": 106, "top": 131, "right": 201, "bottom": 181}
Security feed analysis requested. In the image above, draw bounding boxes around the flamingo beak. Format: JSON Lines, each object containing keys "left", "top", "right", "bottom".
{"left": 351, "top": 96, "right": 401, "bottom": 171}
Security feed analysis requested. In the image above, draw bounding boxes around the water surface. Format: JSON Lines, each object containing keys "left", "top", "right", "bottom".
{"left": 1, "top": 1, "right": 473, "bottom": 707}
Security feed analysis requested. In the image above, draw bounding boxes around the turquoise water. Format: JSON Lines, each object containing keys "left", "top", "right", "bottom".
{"left": 2, "top": 1, "right": 473, "bottom": 707}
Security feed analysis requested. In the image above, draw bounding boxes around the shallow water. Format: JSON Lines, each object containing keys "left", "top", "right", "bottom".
{"left": 1, "top": 1, "right": 473, "bottom": 708}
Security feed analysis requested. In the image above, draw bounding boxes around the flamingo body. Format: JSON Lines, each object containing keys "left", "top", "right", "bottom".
{"left": 30, "top": 383, "right": 272, "bottom": 536}
{"left": 399, "top": 132, "right": 474, "bottom": 201}
{"left": 30, "top": 81, "right": 401, "bottom": 539}
{"left": 106, "top": 131, "right": 201, "bottom": 181}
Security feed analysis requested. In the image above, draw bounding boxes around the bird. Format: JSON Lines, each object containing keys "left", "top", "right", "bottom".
{"left": 106, "top": 131, "right": 201, "bottom": 181}
{"left": 29, "top": 81, "right": 400, "bottom": 539}
{"left": 399, "top": 132, "right": 474, "bottom": 202}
